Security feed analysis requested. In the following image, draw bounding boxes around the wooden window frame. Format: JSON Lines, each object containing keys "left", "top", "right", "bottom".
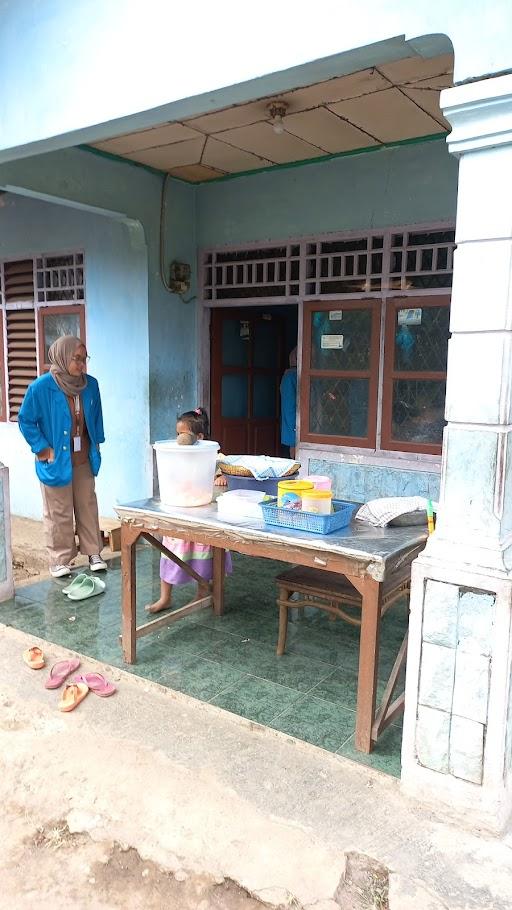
{"left": 301, "top": 299, "right": 381, "bottom": 449}
{"left": 0, "top": 310, "right": 5, "bottom": 422}
{"left": 381, "top": 296, "right": 450, "bottom": 456}
{"left": 37, "top": 304, "right": 86, "bottom": 373}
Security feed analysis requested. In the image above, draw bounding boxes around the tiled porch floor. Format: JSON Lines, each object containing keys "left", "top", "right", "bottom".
{"left": 1, "top": 547, "right": 407, "bottom": 776}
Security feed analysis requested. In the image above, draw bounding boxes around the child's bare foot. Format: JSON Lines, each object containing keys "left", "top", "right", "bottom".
{"left": 145, "top": 596, "right": 172, "bottom": 614}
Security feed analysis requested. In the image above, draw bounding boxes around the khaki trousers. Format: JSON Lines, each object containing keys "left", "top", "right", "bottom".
{"left": 40, "top": 461, "right": 102, "bottom": 566}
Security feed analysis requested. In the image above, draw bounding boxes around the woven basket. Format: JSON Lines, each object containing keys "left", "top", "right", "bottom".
{"left": 218, "top": 461, "right": 300, "bottom": 478}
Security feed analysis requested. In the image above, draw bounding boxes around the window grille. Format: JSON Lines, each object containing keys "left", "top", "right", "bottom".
{"left": 201, "top": 225, "right": 455, "bottom": 301}
{"left": 305, "top": 235, "right": 384, "bottom": 296}
{"left": 389, "top": 229, "right": 455, "bottom": 291}
{"left": 36, "top": 252, "right": 84, "bottom": 303}
{"left": 203, "top": 245, "right": 301, "bottom": 301}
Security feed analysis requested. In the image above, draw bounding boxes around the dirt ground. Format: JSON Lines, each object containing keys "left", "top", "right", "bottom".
{"left": 11, "top": 514, "right": 118, "bottom": 584}
{"left": 1, "top": 808, "right": 271, "bottom": 910}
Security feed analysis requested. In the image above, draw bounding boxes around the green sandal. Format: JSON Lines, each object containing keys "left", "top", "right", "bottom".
{"left": 62, "top": 573, "right": 89, "bottom": 595}
{"left": 67, "top": 576, "right": 106, "bottom": 600}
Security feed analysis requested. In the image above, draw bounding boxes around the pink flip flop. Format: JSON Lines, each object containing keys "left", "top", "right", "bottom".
{"left": 73, "top": 672, "right": 116, "bottom": 697}
{"left": 44, "top": 658, "right": 81, "bottom": 689}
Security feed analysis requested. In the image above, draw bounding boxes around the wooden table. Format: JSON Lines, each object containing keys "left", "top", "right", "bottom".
{"left": 115, "top": 499, "right": 426, "bottom": 753}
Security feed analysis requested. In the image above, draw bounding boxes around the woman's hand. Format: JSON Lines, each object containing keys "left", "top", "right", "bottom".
{"left": 37, "top": 448, "right": 54, "bottom": 463}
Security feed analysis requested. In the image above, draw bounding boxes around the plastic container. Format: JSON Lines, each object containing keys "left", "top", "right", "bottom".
{"left": 277, "top": 479, "right": 314, "bottom": 510}
{"left": 154, "top": 438, "right": 219, "bottom": 507}
{"left": 217, "top": 489, "right": 268, "bottom": 522}
{"left": 301, "top": 489, "right": 333, "bottom": 514}
{"left": 225, "top": 472, "right": 298, "bottom": 496}
{"left": 261, "top": 498, "right": 357, "bottom": 534}
{"left": 304, "top": 474, "right": 332, "bottom": 491}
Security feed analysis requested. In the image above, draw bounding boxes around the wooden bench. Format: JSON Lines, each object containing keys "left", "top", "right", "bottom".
{"left": 275, "top": 565, "right": 411, "bottom": 741}
{"left": 275, "top": 565, "right": 410, "bottom": 656}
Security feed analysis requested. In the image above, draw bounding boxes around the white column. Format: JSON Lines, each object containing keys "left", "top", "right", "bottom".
{"left": 401, "top": 75, "right": 512, "bottom": 831}
{"left": 0, "top": 464, "right": 14, "bottom": 602}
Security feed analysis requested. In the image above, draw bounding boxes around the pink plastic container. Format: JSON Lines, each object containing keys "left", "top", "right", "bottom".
{"left": 304, "top": 475, "right": 332, "bottom": 492}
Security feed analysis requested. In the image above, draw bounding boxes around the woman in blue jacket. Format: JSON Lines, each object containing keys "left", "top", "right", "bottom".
{"left": 18, "top": 335, "right": 107, "bottom": 578}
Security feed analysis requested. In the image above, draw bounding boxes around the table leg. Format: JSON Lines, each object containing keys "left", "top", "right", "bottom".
{"left": 121, "top": 524, "right": 139, "bottom": 663}
{"left": 355, "top": 576, "right": 382, "bottom": 753}
{"left": 212, "top": 547, "right": 226, "bottom": 616}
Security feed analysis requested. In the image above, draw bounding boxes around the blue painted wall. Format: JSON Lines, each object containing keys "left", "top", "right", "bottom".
{"left": 197, "top": 139, "right": 458, "bottom": 246}
{"left": 0, "top": 147, "right": 198, "bottom": 445}
{"left": 0, "top": 192, "right": 151, "bottom": 518}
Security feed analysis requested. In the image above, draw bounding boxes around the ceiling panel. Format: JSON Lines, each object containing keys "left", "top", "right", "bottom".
{"left": 215, "top": 121, "right": 325, "bottom": 163}
{"left": 378, "top": 53, "right": 454, "bottom": 86}
{"left": 401, "top": 87, "right": 450, "bottom": 128}
{"left": 284, "top": 107, "right": 378, "bottom": 153}
{"left": 284, "top": 67, "right": 391, "bottom": 108}
{"left": 126, "top": 137, "right": 205, "bottom": 169}
{"left": 93, "top": 122, "right": 202, "bottom": 154}
{"left": 186, "top": 100, "right": 269, "bottom": 135}
{"left": 202, "top": 137, "right": 271, "bottom": 173}
{"left": 328, "top": 87, "right": 443, "bottom": 143}
{"left": 168, "top": 164, "right": 225, "bottom": 182}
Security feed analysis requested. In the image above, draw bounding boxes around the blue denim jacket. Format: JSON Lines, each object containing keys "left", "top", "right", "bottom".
{"left": 18, "top": 372, "right": 105, "bottom": 487}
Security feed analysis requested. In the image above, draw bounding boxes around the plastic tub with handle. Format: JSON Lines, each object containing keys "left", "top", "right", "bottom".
{"left": 154, "top": 439, "right": 219, "bottom": 507}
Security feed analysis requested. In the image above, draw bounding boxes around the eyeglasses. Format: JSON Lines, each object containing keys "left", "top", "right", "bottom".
{"left": 71, "top": 354, "right": 90, "bottom": 364}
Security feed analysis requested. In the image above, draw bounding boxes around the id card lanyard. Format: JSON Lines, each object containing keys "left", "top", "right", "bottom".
{"left": 73, "top": 395, "right": 81, "bottom": 453}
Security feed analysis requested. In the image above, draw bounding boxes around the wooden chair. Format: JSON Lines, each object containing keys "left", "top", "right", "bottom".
{"left": 275, "top": 566, "right": 410, "bottom": 656}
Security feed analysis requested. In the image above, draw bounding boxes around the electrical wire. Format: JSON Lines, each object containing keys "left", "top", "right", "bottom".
{"left": 159, "top": 173, "right": 196, "bottom": 304}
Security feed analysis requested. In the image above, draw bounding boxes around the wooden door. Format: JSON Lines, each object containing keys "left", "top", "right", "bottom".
{"left": 211, "top": 309, "right": 285, "bottom": 455}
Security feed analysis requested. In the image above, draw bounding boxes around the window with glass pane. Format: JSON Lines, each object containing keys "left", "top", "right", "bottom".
{"left": 301, "top": 302, "right": 379, "bottom": 446}
{"left": 42, "top": 312, "right": 81, "bottom": 362}
{"left": 382, "top": 298, "right": 450, "bottom": 454}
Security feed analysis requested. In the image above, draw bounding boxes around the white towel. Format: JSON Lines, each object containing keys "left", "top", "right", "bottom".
{"left": 355, "top": 496, "right": 437, "bottom": 528}
{"left": 219, "top": 455, "right": 298, "bottom": 481}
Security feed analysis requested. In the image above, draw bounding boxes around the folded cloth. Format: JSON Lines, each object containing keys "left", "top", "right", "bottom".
{"left": 355, "top": 496, "right": 437, "bottom": 528}
{"left": 219, "top": 455, "right": 298, "bottom": 480}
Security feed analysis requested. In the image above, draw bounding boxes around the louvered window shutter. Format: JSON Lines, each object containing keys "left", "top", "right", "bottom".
{"left": 3, "top": 259, "right": 37, "bottom": 420}
{"left": 6, "top": 310, "right": 37, "bottom": 419}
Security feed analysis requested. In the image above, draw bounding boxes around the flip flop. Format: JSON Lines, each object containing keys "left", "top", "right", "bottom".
{"left": 44, "top": 658, "right": 81, "bottom": 689}
{"left": 58, "top": 682, "right": 89, "bottom": 712}
{"left": 73, "top": 672, "right": 116, "bottom": 697}
{"left": 67, "top": 576, "right": 106, "bottom": 601}
{"left": 62, "top": 573, "right": 89, "bottom": 595}
{"left": 22, "top": 646, "right": 45, "bottom": 669}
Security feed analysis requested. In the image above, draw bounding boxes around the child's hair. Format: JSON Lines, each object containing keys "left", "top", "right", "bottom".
{"left": 177, "top": 407, "right": 210, "bottom": 438}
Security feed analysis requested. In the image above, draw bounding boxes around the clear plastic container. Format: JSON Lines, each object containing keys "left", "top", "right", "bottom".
{"left": 304, "top": 474, "right": 332, "bottom": 491}
{"left": 154, "top": 439, "right": 219, "bottom": 507}
{"left": 277, "top": 479, "right": 314, "bottom": 510}
{"left": 301, "top": 489, "right": 333, "bottom": 514}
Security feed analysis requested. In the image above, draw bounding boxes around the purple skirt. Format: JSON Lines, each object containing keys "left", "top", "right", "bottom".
{"left": 160, "top": 536, "right": 233, "bottom": 586}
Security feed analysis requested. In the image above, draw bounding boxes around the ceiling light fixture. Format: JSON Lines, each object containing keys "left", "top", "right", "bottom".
{"left": 267, "top": 101, "right": 288, "bottom": 135}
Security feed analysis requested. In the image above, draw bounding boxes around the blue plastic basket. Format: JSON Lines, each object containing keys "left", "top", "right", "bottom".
{"left": 261, "top": 498, "right": 358, "bottom": 534}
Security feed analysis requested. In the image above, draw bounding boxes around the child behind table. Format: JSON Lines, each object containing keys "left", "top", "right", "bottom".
{"left": 145, "top": 407, "right": 232, "bottom": 615}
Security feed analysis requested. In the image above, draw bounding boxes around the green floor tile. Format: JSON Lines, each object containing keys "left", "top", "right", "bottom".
{"left": 269, "top": 693, "right": 357, "bottom": 753}
{"left": 6, "top": 553, "right": 407, "bottom": 778}
{"left": 210, "top": 675, "right": 303, "bottom": 725}
{"left": 209, "top": 635, "right": 334, "bottom": 692}
{"left": 159, "top": 655, "right": 245, "bottom": 701}
{"left": 337, "top": 723, "right": 404, "bottom": 778}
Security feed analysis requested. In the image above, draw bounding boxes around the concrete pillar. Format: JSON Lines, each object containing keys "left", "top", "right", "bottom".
{"left": 0, "top": 463, "right": 14, "bottom": 602}
{"left": 401, "top": 75, "right": 512, "bottom": 831}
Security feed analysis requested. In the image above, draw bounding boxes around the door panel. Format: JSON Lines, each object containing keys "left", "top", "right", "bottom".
{"left": 211, "top": 309, "right": 286, "bottom": 455}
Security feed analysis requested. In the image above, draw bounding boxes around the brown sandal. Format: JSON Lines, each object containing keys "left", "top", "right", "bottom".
{"left": 58, "top": 682, "right": 89, "bottom": 712}
{"left": 22, "top": 646, "right": 45, "bottom": 669}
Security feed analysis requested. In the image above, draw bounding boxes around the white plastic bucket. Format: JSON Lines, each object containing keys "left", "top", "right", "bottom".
{"left": 154, "top": 439, "right": 219, "bottom": 507}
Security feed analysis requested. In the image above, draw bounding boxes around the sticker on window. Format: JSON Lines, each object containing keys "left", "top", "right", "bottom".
{"left": 398, "top": 308, "right": 422, "bottom": 326}
{"left": 321, "top": 334, "right": 344, "bottom": 349}
{"left": 329, "top": 310, "right": 343, "bottom": 321}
